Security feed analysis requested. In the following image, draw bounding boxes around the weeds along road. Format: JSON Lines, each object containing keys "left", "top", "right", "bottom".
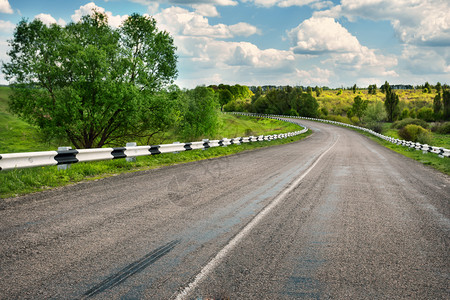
{"left": 1, "top": 119, "right": 449, "bottom": 299}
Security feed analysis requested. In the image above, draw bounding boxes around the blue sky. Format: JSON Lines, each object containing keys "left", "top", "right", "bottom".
{"left": 0, "top": 0, "right": 449, "bottom": 88}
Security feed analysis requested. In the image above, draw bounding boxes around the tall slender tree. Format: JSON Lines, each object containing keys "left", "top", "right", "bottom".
{"left": 443, "top": 90, "right": 450, "bottom": 121}
{"left": 384, "top": 82, "right": 400, "bottom": 122}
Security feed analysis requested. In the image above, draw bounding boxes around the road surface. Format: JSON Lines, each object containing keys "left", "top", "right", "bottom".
{"left": 1, "top": 119, "right": 449, "bottom": 299}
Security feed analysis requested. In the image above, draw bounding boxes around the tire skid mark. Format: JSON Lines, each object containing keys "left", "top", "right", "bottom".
{"left": 81, "top": 239, "right": 180, "bottom": 298}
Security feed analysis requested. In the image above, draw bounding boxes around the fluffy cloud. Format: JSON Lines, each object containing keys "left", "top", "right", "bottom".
{"left": 131, "top": 0, "right": 237, "bottom": 8}
{"left": 0, "top": 0, "right": 13, "bottom": 14}
{"left": 34, "top": 13, "right": 66, "bottom": 26}
{"left": 174, "top": 36, "right": 294, "bottom": 69}
{"left": 401, "top": 45, "right": 450, "bottom": 75}
{"left": 288, "top": 17, "right": 398, "bottom": 79}
{"left": 242, "top": 0, "right": 331, "bottom": 8}
{"left": 288, "top": 17, "right": 360, "bottom": 54}
{"left": 295, "top": 67, "right": 332, "bottom": 85}
{"left": 315, "top": 0, "right": 450, "bottom": 47}
{"left": 71, "top": 2, "right": 128, "bottom": 28}
{"left": 191, "top": 4, "right": 219, "bottom": 17}
{"left": 155, "top": 7, "right": 259, "bottom": 39}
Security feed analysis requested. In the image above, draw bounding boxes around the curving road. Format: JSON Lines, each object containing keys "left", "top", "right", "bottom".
{"left": 0, "top": 119, "right": 449, "bottom": 299}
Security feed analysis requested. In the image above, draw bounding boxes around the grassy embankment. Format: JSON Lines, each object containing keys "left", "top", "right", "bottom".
{"left": 317, "top": 89, "right": 450, "bottom": 174}
{"left": 0, "top": 86, "right": 309, "bottom": 199}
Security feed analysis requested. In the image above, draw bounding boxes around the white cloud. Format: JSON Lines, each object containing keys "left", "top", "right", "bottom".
{"left": 242, "top": 0, "right": 328, "bottom": 8}
{"left": 71, "top": 2, "right": 128, "bottom": 28}
{"left": 34, "top": 13, "right": 66, "bottom": 26}
{"left": 0, "top": 0, "right": 13, "bottom": 14}
{"left": 295, "top": 67, "right": 332, "bottom": 85}
{"left": 192, "top": 4, "right": 219, "bottom": 17}
{"left": 229, "top": 22, "right": 260, "bottom": 37}
{"left": 401, "top": 45, "right": 450, "bottom": 75}
{"left": 174, "top": 36, "right": 294, "bottom": 69}
{"left": 155, "top": 6, "right": 259, "bottom": 39}
{"left": 0, "top": 20, "right": 14, "bottom": 33}
{"left": 288, "top": 17, "right": 398, "bottom": 80}
{"left": 288, "top": 17, "right": 360, "bottom": 54}
{"left": 315, "top": 0, "right": 450, "bottom": 47}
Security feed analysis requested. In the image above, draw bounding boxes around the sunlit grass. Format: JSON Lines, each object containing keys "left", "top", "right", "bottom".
{"left": 0, "top": 132, "right": 311, "bottom": 199}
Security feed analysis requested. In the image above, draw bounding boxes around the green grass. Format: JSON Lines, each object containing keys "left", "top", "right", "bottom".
{"left": 347, "top": 125, "right": 450, "bottom": 175}
{"left": 0, "top": 132, "right": 310, "bottom": 199}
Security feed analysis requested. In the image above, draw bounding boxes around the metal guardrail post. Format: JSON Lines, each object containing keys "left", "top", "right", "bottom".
{"left": 126, "top": 142, "right": 137, "bottom": 162}
{"left": 57, "top": 147, "right": 72, "bottom": 170}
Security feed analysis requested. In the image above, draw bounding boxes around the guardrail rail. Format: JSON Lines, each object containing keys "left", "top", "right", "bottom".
{"left": 0, "top": 125, "right": 308, "bottom": 171}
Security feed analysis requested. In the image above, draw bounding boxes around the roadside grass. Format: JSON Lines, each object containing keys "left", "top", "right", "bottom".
{"left": 350, "top": 125, "right": 450, "bottom": 175}
{"left": 0, "top": 132, "right": 311, "bottom": 199}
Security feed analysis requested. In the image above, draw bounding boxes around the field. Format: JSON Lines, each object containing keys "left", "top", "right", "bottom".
{"left": 317, "top": 88, "right": 436, "bottom": 116}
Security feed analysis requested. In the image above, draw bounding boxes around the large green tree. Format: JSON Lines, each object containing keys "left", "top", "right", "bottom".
{"left": 3, "top": 12, "right": 177, "bottom": 148}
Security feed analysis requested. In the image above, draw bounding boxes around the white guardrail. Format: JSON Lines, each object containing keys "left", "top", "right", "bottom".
{"left": 0, "top": 122, "right": 308, "bottom": 171}
{"left": 230, "top": 112, "right": 450, "bottom": 158}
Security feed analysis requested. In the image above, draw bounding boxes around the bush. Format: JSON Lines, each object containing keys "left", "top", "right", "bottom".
{"left": 366, "top": 122, "right": 383, "bottom": 133}
{"left": 431, "top": 122, "right": 450, "bottom": 134}
{"left": 392, "top": 118, "right": 429, "bottom": 129}
{"left": 417, "top": 107, "right": 434, "bottom": 122}
{"left": 286, "top": 109, "right": 299, "bottom": 116}
{"left": 398, "top": 124, "right": 430, "bottom": 142}
{"left": 325, "top": 115, "right": 352, "bottom": 124}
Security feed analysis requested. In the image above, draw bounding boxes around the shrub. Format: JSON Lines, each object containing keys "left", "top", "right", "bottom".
{"left": 400, "top": 108, "right": 409, "bottom": 120}
{"left": 286, "top": 109, "right": 299, "bottom": 116}
{"left": 398, "top": 124, "right": 430, "bottom": 142}
{"left": 325, "top": 115, "right": 352, "bottom": 124}
{"left": 392, "top": 118, "right": 429, "bottom": 129}
{"left": 417, "top": 107, "right": 434, "bottom": 122}
{"left": 431, "top": 122, "right": 450, "bottom": 134}
{"left": 366, "top": 122, "right": 383, "bottom": 133}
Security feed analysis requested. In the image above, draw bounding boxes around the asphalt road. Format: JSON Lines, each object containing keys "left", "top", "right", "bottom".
{"left": 1, "top": 119, "right": 449, "bottom": 299}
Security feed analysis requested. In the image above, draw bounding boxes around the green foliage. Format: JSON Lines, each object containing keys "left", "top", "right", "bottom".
{"left": 433, "top": 93, "right": 442, "bottom": 119}
{"left": 384, "top": 82, "right": 400, "bottom": 122}
{"left": 337, "top": 89, "right": 343, "bottom": 95}
{"left": 417, "top": 106, "right": 434, "bottom": 122}
{"left": 398, "top": 124, "right": 430, "bottom": 143}
{"left": 325, "top": 115, "right": 352, "bottom": 124}
{"left": 218, "top": 89, "right": 233, "bottom": 111}
{"left": 315, "top": 86, "right": 322, "bottom": 97}
{"left": 392, "top": 118, "right": 429, "bottom": 129}
{"left": 436, "top": 82, "right": 442, "bottom": 94}
{"left": 249, "top": 86, "right": 318, "bottom": 117}
{"left": 431, "top": 122, "right": 450, "bottom": 134}
{"left": 443, "top": 90, "right": 450, "bottom": 121}
{"left": 3, "top": 13, "right": 177, "bottom": 148}
{"left": 352, "top": 95, "right": 368, "bottom": 121}
{"left": 368, "top": 84, "right": 377, "bottom": 95}
{"left": 177, "top": 86, "right": 220, "bottom": 140}
{"left": 400, "top": 108, "right": 409, "bottom": 120}
{"left": 424, "top": 82, "right": 432, "bottom": 93}
{"left": 297, "top": 93, "right": 319, "bottom": 117}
